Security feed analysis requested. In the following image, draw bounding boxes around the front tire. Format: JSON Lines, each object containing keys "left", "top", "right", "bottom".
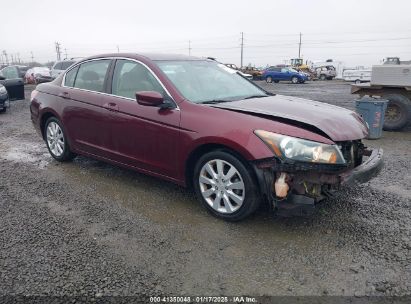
{"left": 45, "top": 117, "right": 76, "bottom": 161}
{"left": 193, "top": 150, "right": 260, "bottom": 221}
{"left": 320, "top": 74, "right": 326, "bottom": 81}
{"left": 291, "top": 76, "right": 299, "bottom": 84}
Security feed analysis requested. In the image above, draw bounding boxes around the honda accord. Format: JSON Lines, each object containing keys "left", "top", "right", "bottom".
{"left": 30, "top": 53, "right": 383, "bottom": 221}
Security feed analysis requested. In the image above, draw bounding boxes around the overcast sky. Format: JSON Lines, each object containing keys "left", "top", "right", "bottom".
{"left": 1, "top": 0, "right": 410, "bottom": 67}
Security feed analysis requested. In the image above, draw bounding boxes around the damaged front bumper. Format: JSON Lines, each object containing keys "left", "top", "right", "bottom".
{"left": 340, "top": 148, "right": 383, "bottom": 186}
{"left": 253, "top": 148, "right": 384, "bottom": 216}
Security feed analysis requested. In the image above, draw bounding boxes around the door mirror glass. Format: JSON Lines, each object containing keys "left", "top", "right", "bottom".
{"left": 136, "top": 91, "right": 164, "bottom": 106}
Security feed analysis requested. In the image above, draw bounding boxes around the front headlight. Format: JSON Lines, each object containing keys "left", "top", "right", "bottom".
{"left": 254, "top": 130, "right": 346, "bottom": 165}
{"left": 0, "top": 86, "right": 7, "bottom": 94}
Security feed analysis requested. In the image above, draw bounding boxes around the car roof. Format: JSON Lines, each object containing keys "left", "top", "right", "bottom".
{"left": 85, "top": 53, "right": 204, "bottom": 62}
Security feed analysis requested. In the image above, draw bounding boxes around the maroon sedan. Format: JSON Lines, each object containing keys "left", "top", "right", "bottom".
{"left": 30, "top": 53, "right": 383, "bottom": 221}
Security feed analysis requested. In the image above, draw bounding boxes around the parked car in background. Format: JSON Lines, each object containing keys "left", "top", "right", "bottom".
{"left": 0, "top": 83, "right": 10, "bottom": 113}
{"left": 224, "top": 63, "right": 253, "bottom": 80}
{"left": 263, "top": 67, "right": 308, "bottom": 84}
{"left": 25, "top": 67, "right": 52, "bottom": 84}
{"left": 30, "top": 53, "right": 382, "bottom": 221}
{"left": 314, "top": 66, "right": 337, "bottom": 80}
{"left": 343, "top": 69, "right": 371, "bottom": 84}
{"left": 51, "top": 60, "right": 77, "bottom": 79}
{"left": 0, "top": 68, "right": 25, "bottom": 100}
{"left": 0, "top": 65, "right": 30, "bottom": 79}
{"left": 241, "top": 66, "right": 263, "bottom": 80}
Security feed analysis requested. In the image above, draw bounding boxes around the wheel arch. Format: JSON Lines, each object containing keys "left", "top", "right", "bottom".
{"left": 40, "top": 110, "right": 59, "bottom": 139}
{"left": 185, "top": 142, "right": 254, "bottom": 189}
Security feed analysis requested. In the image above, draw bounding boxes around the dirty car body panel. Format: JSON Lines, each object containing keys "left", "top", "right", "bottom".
{"left": 30, "top": 53, "right": 383, "bottom": 219}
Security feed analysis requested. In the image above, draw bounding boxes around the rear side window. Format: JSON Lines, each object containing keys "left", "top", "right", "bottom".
{"left": 73, "top": 60, "right": 110, "bottom": 92}
{"left": 64, "top": 66, "right": 79, "bottom": 87}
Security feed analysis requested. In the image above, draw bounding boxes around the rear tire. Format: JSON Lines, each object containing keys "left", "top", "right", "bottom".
{"left": 382, "top": 94, "right": 410, "bottom": 131}
{"left": 0, "top": 108, "right": 6, "bottom": 113}
{"left": 320, "top": 74, "right": 326, "bottom": 81}
{"left": 193, "top": 150, "right": 260, "bottom": 221}
{"left": 266, "top": 76, "right": 273, "bottom": 83}
{"left": 44, "top": 117, "right": 76, "bottom": 162}
{"left": 291, "top": 76, "right": 299, "bottom": 84}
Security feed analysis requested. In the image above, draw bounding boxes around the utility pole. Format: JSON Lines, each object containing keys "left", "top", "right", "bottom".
{"left": 117, "top": 45, "right": 120, "bottom": 53}
{"left": 3, "top": 51, "right": 9, "bottom": 65}
{"left": 64, "top": 48, "right": 68, "bottom": 59}
{"left": 30, "top": 51, "right": 34, "bottom": 64}
{"left": 240, "top": 32, "right": 244, "bottom": 68}
{"left": 188, "top": 40, "right": 192, "bottom": 56}
{"left": 55, "top": 42, "right": 62, "bottom": 61}
{"left": 11, "top": 54, "right": 15, "bottom": 64}
{"left": 17, "top": 53, "right": 21, "bottom": 64}
{"left": 298, "top": 32, "right": 302, "bottom": 59}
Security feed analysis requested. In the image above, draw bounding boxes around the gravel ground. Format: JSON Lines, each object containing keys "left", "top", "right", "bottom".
{"left": 0, "top": 82, "right": 410, "bottom": 298}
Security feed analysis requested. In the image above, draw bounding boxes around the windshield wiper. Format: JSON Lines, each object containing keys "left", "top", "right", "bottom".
{"left": 200, "top": 99, "right": 233, "bottom": 104}
{"left": 243, "top": 95, "right": 268, "bottom": 100}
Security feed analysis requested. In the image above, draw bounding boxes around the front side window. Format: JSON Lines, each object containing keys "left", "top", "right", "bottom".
{"left": 73, "top": 60, "right": 110, "bottom": 92}
{"left": 156, "top": 60, "right": 266, "bottom": 103}
{"left": 111, "top": 60, "right": 165, "bottom": 99}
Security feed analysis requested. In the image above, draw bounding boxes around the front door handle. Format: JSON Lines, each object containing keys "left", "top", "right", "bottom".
{"left": 58, "top": 92, "right": 70, "bottom": 99}
{"left": 103, "top": 102, "right": 119, "bottom": 111}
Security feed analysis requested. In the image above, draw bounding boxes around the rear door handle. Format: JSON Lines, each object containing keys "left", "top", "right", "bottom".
{"left": 103, "top": 102, "right": 119, "bottom": 111}
{"left": 58, "top": 92, "right": 70, "bottom": 99}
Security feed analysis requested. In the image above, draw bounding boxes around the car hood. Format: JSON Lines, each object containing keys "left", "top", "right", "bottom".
{"left": 210, "top": 95, "right": 368, "bottom": 141}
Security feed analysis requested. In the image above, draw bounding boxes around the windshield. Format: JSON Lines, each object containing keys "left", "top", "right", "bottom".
{"left": 156, "top": 60, "right": 267, "bottom": 103}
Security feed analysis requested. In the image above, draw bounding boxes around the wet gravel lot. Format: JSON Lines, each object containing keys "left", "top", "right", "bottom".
{"left": 0, "top": 81, "right": 410, "bottom": 297}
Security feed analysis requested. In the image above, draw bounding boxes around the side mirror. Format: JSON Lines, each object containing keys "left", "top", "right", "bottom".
{"left": 136, "top": 91, "right": 164, "bottom": 107}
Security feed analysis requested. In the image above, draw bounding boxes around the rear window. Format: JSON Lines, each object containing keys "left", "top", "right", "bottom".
{"left": 73, "top": 60, "right": 110, "bottom": 92}
{"left": 64, "top": 66, "right": 79, "bottom": 87}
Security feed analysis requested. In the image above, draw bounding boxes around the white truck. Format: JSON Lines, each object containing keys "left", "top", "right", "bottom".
{"left": 351, "top": 57, "right": 411, "bottom": 131}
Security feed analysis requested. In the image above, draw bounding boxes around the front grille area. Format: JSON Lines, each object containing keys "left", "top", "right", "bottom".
{"left": 337, "top": 140, "right": 364, "bottom": 167}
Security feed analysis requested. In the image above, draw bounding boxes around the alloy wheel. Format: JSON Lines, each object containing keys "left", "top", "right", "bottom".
{"left": 198, "top": 159, "right": 245, "bottom": 214}
{"left": 46, "top": 122, "right": 65, "bottom": 157}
